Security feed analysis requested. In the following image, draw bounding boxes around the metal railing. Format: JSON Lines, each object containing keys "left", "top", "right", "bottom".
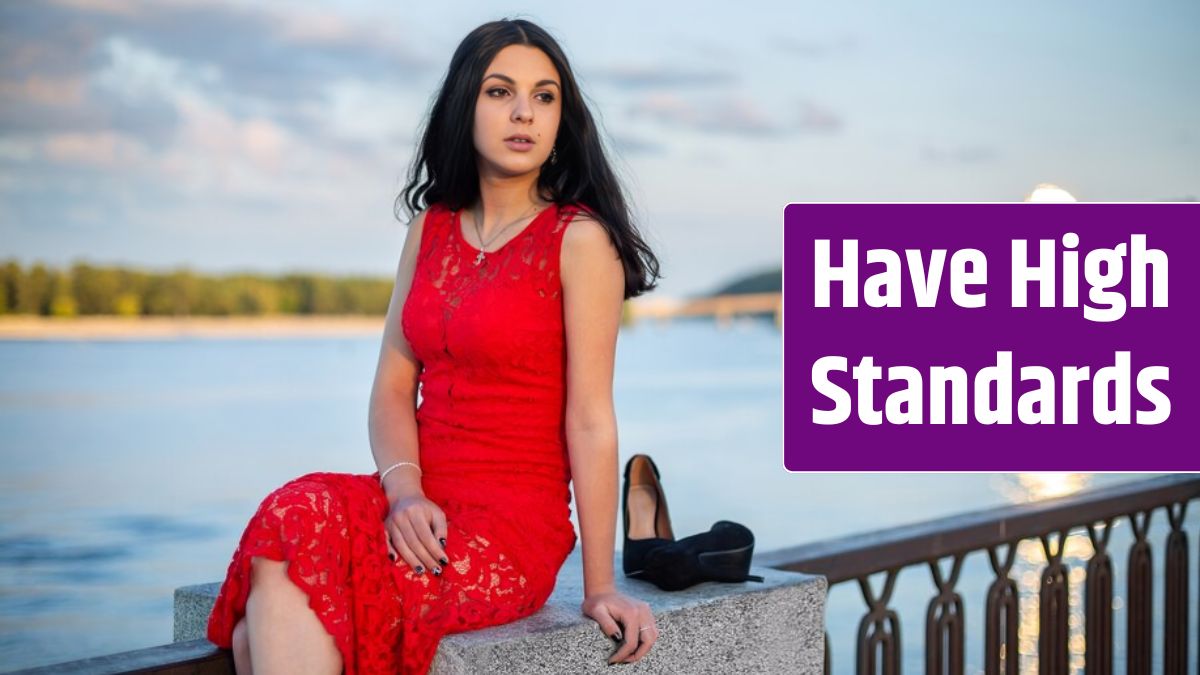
{"left": 16, "top": 474, "right": 1197, "bottom": 674}
{"left": 757, "top": 474, "right": 1199, "bottom": 675}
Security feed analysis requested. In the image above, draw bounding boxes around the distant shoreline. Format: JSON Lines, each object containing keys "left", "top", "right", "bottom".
{"left": 0, "top": 315, "right": 386, "bottom": 341}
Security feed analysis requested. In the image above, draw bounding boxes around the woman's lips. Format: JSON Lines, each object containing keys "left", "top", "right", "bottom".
{"left": 504, "top": 138, "right": 534, "bottom": 152}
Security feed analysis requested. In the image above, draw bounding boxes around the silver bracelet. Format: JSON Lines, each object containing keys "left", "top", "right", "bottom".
{"left": 379, "top": 460, "right": 421, "bottom": 486}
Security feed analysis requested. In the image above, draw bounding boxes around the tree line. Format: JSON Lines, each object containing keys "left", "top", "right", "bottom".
{"left": 708, "top": 266, "right": 781, "bottom": 296}
{"left": 0, "top": 260, "right": 393, "bottom": 317}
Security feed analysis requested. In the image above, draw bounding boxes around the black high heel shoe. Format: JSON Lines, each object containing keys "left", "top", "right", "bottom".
{"left": 622, "top": 454, "right": 675, "bottom": 578}
{"left": 623, "top": 455, "right": 765, "bottom": 591}
{"left": 638, "top": 521, "right": 765, "bottom": 591}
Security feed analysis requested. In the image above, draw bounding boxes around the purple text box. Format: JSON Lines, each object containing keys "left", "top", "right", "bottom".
{"left": 783, "top": 203, "right": 1198, "bottom": 471}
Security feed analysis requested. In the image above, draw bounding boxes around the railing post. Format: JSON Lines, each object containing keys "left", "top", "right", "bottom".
{"left": 1127, "top": 511, "right": 1154, "bottom": 675}
{"left": 985, "top": 543, "right": 1019, "bottom": 675}
{"left": 1084, "top": 520, "right": 1114, "bottom": 675}
{"left": 857, "top": 570, "right": 902, "bottom": 675}
{"left": 1038, "top": 531, "right": 1070, "bottom": 675}
{"left": 1163, "top": 503, "right": 1189, "bottom": 675}
{"left": 925, "top": 555, "right": 965, "bottom": 675}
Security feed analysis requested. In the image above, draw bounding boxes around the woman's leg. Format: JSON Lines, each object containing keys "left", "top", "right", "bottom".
{"left": 231, "top": 618, "right": 252, "bottom": 675}
{"left": 243, "top": 556, "right": 343, "bottom": 675}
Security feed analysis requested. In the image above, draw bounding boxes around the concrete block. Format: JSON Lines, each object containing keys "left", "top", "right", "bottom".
{"left": 176, "top": 552, "right": 826, "bottom": 674}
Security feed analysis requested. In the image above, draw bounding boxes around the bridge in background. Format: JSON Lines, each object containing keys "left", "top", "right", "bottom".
{"left": 627, "top": 292, "right": 782, "bottom": 326}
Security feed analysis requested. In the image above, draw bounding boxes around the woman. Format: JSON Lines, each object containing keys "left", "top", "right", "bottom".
{"left": 206, "top": 18, "right": 662, "bottom": 675}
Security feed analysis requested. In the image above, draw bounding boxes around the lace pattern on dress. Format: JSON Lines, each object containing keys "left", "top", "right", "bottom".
{"left": 207, "top": 472, "right": 561, "bottom": 675}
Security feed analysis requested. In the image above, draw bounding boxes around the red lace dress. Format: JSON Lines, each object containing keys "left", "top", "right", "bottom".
{"left": 207, "top": 202, "right": 584, "bottom": 674}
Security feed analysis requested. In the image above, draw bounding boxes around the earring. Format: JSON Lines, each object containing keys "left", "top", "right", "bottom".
{"left": 549, "top": 145, "right": 557, "bottom": 165}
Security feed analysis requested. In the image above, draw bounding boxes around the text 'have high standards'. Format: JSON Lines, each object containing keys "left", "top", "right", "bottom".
{"left": 809, "top": 233, "right": 1171, "bottom": 426}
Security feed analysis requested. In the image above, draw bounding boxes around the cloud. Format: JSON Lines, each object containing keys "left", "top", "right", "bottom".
{"left": 0, "top": 0, "right": 434, "bottom": 173}
{"left": 627, "top": 93, "right": 845, "bottom": 139}
{"left": 920, "top": 144, "right": 999, "bottom": 164}
{"left": 92, "top": 36, "right": 219, "bottom": 106}
{"left": 50, "top": 0, "right": 142, "bottom": 17}
{"left": 628, "top": 93, "right": 788, "bottom": 137}
{"left": 772, "top": 35, "right": 858, "bottom": 59}
{"left": 320, "top": 79, "right": 424, "bottom": 147}
{"left": 2, "top": 0, "right": 114, "bottom": 73}
{"left": 121, "top": 3, "right": 429, "bottom": 103}
{"left": 608, "top": 134, "right": 666, "bottom": 157}
{"left": 588, "top": 64, "right": 737, "bottom": 90}
{"left": 0, "top": 138, "right": 39, "bottom": 162}
{"left": 0, "top": 76, "right": 179, "bottom": 146}
{"left": 0, "top": 2, "right": 415, "bottom": 246}
{"left": 0, "top": 75, "right": 87, "bottom": 107}
{"left": 796, "top": 101, "right": 844, "bottom": 134}
{"left": 2, "top": 1, "right": 431, "bottom": 116}
{"left": 43, "top": 130, "right": 151, "bottom": 167}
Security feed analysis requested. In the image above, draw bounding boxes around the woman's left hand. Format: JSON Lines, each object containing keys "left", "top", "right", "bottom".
{"left": 580, "top": 590, "right": 658, "bottom": 665}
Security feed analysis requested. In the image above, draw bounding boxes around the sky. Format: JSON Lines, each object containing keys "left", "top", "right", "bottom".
{"left": 1, "top": 0, "right": 1197, "bottom": 298}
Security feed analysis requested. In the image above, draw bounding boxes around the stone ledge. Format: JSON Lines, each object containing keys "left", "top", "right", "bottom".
{"left": 176, "top": 552, "right": 826, "bottom": 674}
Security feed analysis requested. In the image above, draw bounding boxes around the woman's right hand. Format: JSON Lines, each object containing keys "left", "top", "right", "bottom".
{"left": 384, "top": 493, "right": 451, "bottom": 576}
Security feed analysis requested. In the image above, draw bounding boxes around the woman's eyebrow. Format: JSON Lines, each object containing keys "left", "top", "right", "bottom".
{"left": 483, "top": 73, "right": 561, "bottom": 89}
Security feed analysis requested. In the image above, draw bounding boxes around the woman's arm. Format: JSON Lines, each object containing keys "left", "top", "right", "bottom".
{"left": 368, "top": 210, "right": 451, "bottom": 576}
{"left": 561, "top": 213, "right": 624, "bottom": 597}
{"left": 368, "top": 209, "right": 427, "bottom": 503}
{"left": 561, "top": 213, "right": 658, "bottom": 665}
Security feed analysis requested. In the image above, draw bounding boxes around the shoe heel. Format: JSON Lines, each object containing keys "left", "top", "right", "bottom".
{"left": 698, "top": 543, "right": 755, "bottom": 582}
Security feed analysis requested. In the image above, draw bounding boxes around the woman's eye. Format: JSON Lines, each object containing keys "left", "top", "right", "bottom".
{"left": 486, "top": 87, "right": 509, "bottom": 98}
{"left": 536, "top": 92, "right": 556, "bottom": 103}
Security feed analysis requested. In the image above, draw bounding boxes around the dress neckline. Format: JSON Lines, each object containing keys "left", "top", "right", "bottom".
{"left": 452, "top": 203, "right": 556, "bottom": 257}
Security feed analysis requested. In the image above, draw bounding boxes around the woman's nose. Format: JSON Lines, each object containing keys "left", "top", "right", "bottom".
{"left": 511, "top": 97, "right": 533, "bottom": 123}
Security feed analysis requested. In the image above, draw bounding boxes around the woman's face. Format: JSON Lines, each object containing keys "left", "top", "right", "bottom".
{"left": 472, "top": 45, "right": 562, "bottom": 180}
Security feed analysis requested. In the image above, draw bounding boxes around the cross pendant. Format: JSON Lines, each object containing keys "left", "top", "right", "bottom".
{"left": 474, "top": 250, "right": 486, "bottom": 266}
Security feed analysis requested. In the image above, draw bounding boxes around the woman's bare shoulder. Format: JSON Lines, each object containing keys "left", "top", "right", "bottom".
{"left": 400, "top": 206, "right": 437, "bottom": 254}
{"left": 409, "top": 206, "right": 434, "bottom": 232}
{"left": 561, "top": 207, "right": 623, "bottom": 299}
{"left": 562, "top": 209, "right": 616, "bottom": 257}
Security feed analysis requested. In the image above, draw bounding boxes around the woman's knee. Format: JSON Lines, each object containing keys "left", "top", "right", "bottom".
{"left": 250, "top": 553, "right": 285, "bottom": 574}
{"left": 249, "top": 556, "right": 285, "bottom": 591}
{"left": 264, "top": 474, "right": 349, "bottom": 520}
{"left": 246, "top": 556, "right": 310, "bottom": 613}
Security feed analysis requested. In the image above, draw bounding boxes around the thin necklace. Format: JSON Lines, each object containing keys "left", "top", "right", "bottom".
{"left": 469, "top": 202, "right": 541, "bottom": 266}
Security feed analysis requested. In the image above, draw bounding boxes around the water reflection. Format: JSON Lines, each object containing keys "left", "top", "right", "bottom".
{"left": 994, "top": 473, "right": 1092, "bottom": 503}
{"left": 1004, "top": 473, "right": 1095, "bottom": 675}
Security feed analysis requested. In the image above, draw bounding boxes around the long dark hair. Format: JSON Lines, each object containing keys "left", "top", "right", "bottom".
{"left": 397, "top": 18, "right": 660, "bottom": 298}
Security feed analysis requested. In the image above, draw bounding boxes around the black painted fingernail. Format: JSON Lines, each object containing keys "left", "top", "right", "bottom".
{"left": 415, "top": 565, "right": 424, "bottom": 574}
{"left": 388, "top": 553, "right": 396, "bottom": 562}
{"left": 439, "top": 537, "right": 447, "bottom": 546}
{"left": 439, "top": 556, "right": 448, "bottom": 565}
{"left": 611, "top": 631, "right": 622, "bottom": 641}
{"left": 432, "top": 567, "right": 441, "bottom": 576}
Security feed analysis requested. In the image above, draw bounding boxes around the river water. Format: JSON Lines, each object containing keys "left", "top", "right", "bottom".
{"left": 0, "top": 321, "right": 1193, "bottom": 672}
